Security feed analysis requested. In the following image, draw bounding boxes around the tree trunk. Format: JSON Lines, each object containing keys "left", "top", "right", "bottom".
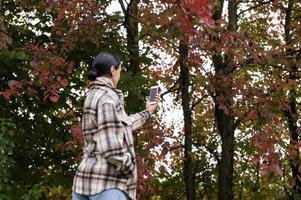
{"left": 125, "top": 0, "right": 140, "bottom": 74}
{"left": 212, "top": 0, "right": 237, "bottom": 199}
{"left": 119, "top": 0, "right": 142, "bottom": 113}
{"left": 283, "top": 0, "right": 301, "bottom": 194}
{"left": 214, "top": 55, "right": 235, "bottom": 200}
{"left": 179, "top": 40, "right": 195, "bottom": 200}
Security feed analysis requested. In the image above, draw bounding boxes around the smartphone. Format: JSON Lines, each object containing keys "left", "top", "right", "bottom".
{"left": 149, "top": 86, "right": 159, "bottom": 104}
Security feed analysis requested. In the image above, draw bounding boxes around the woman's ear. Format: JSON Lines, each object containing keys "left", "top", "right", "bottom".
{"left": 110, "top": 66, "right": 115, "bottom": 73}
{"left": 110, "top": 66, "right": 115, "bottom": 77}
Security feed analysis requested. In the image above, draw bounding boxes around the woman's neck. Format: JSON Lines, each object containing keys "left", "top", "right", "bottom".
{"left": 97, "top": 76, "right": 115, "bottom": 88}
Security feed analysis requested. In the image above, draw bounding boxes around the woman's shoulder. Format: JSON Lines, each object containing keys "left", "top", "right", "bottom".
{"left": 92, "top": 87, "right": 119, "bottom": 103}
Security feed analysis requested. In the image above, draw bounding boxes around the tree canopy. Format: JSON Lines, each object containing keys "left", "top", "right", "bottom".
{"left": 0, "top": 0, "right": 300, "bottom": 199}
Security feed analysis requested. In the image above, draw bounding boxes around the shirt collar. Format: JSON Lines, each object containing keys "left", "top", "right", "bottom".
{"left": 90, "top": 76, "right": 123, "bottom": 95}
{"left": 95, "top": 77, "right": 115, "bottom": 88}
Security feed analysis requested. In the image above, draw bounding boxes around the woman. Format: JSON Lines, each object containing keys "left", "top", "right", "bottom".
{"left": 72, "top": 52, "right": 160, "bottom": 200}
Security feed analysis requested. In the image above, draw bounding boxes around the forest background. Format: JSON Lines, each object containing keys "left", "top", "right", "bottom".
{"left": 0, "top": 0, "right": 300, "bottom": 199}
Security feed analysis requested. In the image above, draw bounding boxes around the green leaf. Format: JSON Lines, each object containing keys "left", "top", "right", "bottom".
{"left": 15, "top": 51, "right": 28, "bottom": 60}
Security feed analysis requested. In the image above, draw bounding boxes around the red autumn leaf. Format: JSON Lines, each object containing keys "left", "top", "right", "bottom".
{"left": 0, "top": 34, "right": 12, "bottom": 49}
{"left": 8, "top": 80, "right": 21, "bottom": 89}
{"left": 27, "top": 87, "right": 37, "bottom": 96}
{"left": 272, "top": 116, "right": 281, "bottom": 127}
{"left": 297, "top": 175, "right": 301, "bottom": 182}
{"left": 270, "top": 163, "right": 283, "bottom": 176}
{"left": 182, "top": 0, "right": 215, "bottom": 27}
{"left": 251, "top": 155, "right": 260, "bottom": 165}
{"left": 290, "top": 177, "right": 297, "bottom": 187}
{"left": 0, "top": 91, "right": 12, "bottom": 100}
{"left": 30, "top": 60, "right": 38, "bottom": 67}
{"left": 54, "top": 9, "right": 66, "bottom": 26}
{"left": 162, "top": 0, "right": 176, "bottom": 3}
{"left": 260, "top": 107, "right": 271, "bottom": 118}
{"left": 293, "top": 143, "right": 301, "bottom": 150}
{"left": 70, "top": 124, "right": 83, "bottom": 142}
{"left": 60, "top": 79, "right": 69, "bottom": 87}
{"left": 260, "top": 166, "right": 269, "bottom": 176}
{"left": 245, "top": 110, "right": 258, "bottom": 121}
{"left": 159, "top": 165, "right": 166, "bottom": 173}
{"left": 67, "top": 65, "right": 73, "bottom": 74}
{"left": 53, "top": 69, "right": 63, "bottom": 76}
{"left": 251, "top": 133, "right": 275, "bottom": 152}
{"left": 63, "top": 141, "right": 77, "bottom": 150}
{"left": 49, "top": 95, "right": 59, "bottom": 103}
{"left": 192, "top": 54, "right": 203, "bottom": 66}
{"left": 51, "top": 56, "right": 65, "bottom": 67}
{"left": 41, "top": 69, "right": 50, "bottom": 77}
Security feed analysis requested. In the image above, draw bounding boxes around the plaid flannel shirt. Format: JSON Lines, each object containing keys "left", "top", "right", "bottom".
{"left": 72, "top": 77, "right": 151, "bottom": 200}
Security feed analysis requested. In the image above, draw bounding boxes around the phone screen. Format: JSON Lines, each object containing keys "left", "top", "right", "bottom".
{"left": 149, "top": 86, "right": 158, "bottom": 102}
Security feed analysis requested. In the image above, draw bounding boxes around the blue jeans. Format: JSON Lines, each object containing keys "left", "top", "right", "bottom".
{"left": 72, "top": 188, "right": 128, "bottom": 200}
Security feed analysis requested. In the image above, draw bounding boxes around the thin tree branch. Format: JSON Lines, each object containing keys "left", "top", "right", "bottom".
{"left": 204, "top": 144, "right": 220, "bottom": 165}
{"left": 169, "top": 143, "right": 184, "bottom": 151}
{"left": 238, "top": 0, "right": 274, "bottom": 16}
{"left": 160, "top": 78, "right": 180, "bottom": 97}
{"left": 122, "top": 0, "right": 134, "bottom": 29}
{"left": 163, "top": 135, "right": 184, "bottom": 151}
{"left": 118, "top": 0, "right": 127, "bottom": 16}
{"left": 190, "top": 95, "right": 209, "bottom": 111}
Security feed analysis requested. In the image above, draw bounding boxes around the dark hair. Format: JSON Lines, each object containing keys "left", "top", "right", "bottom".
{"left": 88, "top": 52, "right": 121, "bottom": 81}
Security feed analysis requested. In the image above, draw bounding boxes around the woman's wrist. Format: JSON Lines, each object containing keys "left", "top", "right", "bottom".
{"left": 144, "top": 109, "right": 152, "bottom": 119}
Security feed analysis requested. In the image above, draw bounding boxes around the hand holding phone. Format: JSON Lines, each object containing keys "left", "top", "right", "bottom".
{"left": 149, "top": 86, "right": 159, "bottom": 104}
{"left": 146, "top": 85, "right": 161, "bottom": 114}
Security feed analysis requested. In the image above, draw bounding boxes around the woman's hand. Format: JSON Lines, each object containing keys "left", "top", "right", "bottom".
{"left": 146, "top": 95, "right": 161, "bottom": 114}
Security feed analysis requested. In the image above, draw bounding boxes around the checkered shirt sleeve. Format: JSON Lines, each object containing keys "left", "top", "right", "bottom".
{"left": 129, "top": 110, "right": 151, "bottom": 132}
